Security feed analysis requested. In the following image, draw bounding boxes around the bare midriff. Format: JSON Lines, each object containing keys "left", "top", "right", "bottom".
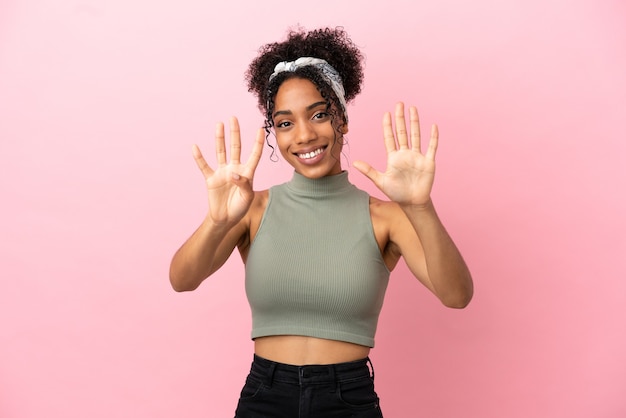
{"left": 254, "top": 335, "right": 371, "bottom": 366}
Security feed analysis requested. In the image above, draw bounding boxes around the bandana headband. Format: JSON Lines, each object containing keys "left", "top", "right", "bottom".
{"left": 268, "top": 57, "right": 348, "bottom": 122}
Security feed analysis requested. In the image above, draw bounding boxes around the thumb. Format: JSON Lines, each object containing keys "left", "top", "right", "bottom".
{"left": 353, "top": 161, "right": 382, "bottom": 187}
{"left": 230, "top": 172, "right": 255, "bottom": 202}
{"left": 230, "top": 171, "right": 250, "bottom": 188}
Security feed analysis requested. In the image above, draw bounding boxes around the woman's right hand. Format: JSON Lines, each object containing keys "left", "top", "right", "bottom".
{"left": 193, "top": 117, "right": 264, "bottom": 226}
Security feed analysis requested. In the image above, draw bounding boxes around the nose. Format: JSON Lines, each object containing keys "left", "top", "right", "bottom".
{"left": 295, "top": 121, "right": 317, "bottom": 144}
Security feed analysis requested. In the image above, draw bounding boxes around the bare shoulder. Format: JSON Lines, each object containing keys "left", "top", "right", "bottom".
{"left": 250, "top": 189, "right": 269, "bottom": 212}
{"left": 238, "top": 190, "right": 269, "bottom": 259}
{"left": 246, "top": 189, "right": 269, "bottom": 234}
{"left": 368, "top": 196, "right": 408, "bottom": 269}
{"left": 368, "top": 195, "right": 406, "bottom": 224}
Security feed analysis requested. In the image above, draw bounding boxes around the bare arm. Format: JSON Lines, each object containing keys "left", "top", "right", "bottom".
{"left": 354, "top": 103, "right": 473, "bottom": 307}
{"left": 395, "top": 200, "right": 473, "bottom": 308}
{"left": 169, "top": 118, "right": 264, "bottom": 292}
{"left": 169, "top": 212, "right": 249, "bottom": 292}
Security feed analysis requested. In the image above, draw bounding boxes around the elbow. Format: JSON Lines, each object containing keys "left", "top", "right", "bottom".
{"left": 442, "top": 293, "right": 472, "bottom": 309}
{"left": 169, "top": 269, "right": 201, "bottom": 293}
{"left": 170, "top": 281, "right": 194, "bottom": 292}
{"left": 440, "top": 282, "right": 474, "bottom": 309}
{"left": 170, "top": 280, "right": 199, "bottom": 293}
{"left": 169, "top": 256, "right": 209, "bottom": 292}
{"left": 170, "top": 277, "right": 190, "bottom": 292}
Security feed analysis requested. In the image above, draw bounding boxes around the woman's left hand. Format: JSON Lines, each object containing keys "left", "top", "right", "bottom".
{"left": 354, "top": 102, "right": 438, "bottom": 206}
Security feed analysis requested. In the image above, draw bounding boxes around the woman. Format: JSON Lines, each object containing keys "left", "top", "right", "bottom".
{"left": 170, "top": 27, "right": 473, "bottom": 417}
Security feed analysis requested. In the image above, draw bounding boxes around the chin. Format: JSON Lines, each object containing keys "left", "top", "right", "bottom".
{"left": 297, "top": 166, "right": 341, "bottom": 178}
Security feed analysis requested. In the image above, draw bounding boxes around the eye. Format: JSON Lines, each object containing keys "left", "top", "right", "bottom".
{"left": 312, "top": 112, "right": 329, "bottom": 121}
{"left": 276, "top": 120, "right": 292, "bottom": 129}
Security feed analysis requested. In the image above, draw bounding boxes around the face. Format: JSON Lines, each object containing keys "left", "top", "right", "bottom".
{"left": 272, "top": 77, "right": 348, "bottom": 178}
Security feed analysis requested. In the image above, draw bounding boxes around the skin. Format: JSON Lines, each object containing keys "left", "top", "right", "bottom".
{"left": 169, "top": 77, "right": 473, "bottom": 365}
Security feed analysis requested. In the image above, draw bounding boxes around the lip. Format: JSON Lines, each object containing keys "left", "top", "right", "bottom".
{"left": 293, "top": 145, "right": 327, "bottom": 165}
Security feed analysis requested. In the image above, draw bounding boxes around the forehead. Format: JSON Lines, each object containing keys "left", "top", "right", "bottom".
{"left": 274, "top": 77, "right": 325, "bottom": 110}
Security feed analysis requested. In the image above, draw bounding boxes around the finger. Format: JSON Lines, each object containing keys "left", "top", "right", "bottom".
{"left": 353, "top": 160, "right": 383, "bottom": 189}
{"left": 395, "top": 102, "right": 409, "bottom": 149}
{"left": 230, "top": 116, "right": 241, "bottom": 164}
{"left": 426, "top": 124, "right": 439, "bottom": 160}
{"left": 409, "top": 106, "right": 421, "bottom": 152}
{"left": 215, "top": 122, "right": 227, "bottom": 166}
{"left": 192, "top": 144, "right": 214, "bottom": 178}
{"left": 243, "top": 128, "right": 265, "bottom": 177}
{"left": 382, "top": 112, "right": 396, "bottom": 154}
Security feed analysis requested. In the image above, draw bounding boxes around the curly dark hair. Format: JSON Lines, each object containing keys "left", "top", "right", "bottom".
{"left": 245, "top": 27, "right": 364, "bottom": 130}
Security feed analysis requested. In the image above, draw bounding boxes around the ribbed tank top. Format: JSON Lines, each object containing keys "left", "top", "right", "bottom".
{"left": 245, "top": 171, "right": 390, "bottom": 348}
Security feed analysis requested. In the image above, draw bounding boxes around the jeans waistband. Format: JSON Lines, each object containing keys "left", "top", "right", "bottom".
{"left": 250, "top": 354, "right": 374, "bottom": 388}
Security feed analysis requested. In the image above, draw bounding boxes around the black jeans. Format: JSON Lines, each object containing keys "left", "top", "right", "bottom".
{"left": 234, "top": 354, "right": 384, "bottom": 418}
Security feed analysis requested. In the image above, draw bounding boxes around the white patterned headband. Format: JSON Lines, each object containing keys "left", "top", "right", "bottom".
{"left": 268, "top": 57, "right": 348, "bottom": 122}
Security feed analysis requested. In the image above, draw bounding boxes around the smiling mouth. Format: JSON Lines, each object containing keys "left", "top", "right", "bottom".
{"left": 296, "top": 146, "right": 326, "bottom": 160}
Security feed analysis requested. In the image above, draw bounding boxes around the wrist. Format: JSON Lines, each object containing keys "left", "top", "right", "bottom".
{"left": 399, "top": 198, "right": 434, "bottom": 212}
{"left": 202, "top": 214, "right": 237, "bottom": 232}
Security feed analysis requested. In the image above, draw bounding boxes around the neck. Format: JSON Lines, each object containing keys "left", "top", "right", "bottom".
{"left": 287, "top": 170, "right": 352, "bottom": 197}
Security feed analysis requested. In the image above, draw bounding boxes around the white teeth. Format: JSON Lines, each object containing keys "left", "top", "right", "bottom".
{"left": 298, "top": 148, "right": 323, "bottom": 159}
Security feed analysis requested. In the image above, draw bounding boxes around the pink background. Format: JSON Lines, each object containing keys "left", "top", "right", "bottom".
{"left": 1, "top": 0, "right": 625, "bottom": 417}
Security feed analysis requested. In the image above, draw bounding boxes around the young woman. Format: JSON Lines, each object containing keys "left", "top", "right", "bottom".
{"left": 170, "top": 27, "right": 473, "bottom": 417}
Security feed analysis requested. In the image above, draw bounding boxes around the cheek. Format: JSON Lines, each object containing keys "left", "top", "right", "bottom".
{"left": 275, "top": 133, "right": 291, "bottom": 156}
{"left": 330, "top": 140, "right": 344, "bottom": 157}
{"left": 328, "top": 128, "right": 344, "bottom": 149}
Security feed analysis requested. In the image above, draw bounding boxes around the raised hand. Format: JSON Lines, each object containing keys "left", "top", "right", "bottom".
{"left": 193, "top": 117, "right": 264, "bottom": 225}
{"left": 353, "top": 102, "right": 437, "bottom": 206}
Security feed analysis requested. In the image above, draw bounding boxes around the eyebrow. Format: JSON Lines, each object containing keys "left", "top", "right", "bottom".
{"left": 272, "top": 101, "right": 327, "bottom": 119}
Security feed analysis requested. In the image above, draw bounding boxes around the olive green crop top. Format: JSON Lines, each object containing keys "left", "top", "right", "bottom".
{"left": 245, "top": 171, "right": 390, "bottom": 348}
